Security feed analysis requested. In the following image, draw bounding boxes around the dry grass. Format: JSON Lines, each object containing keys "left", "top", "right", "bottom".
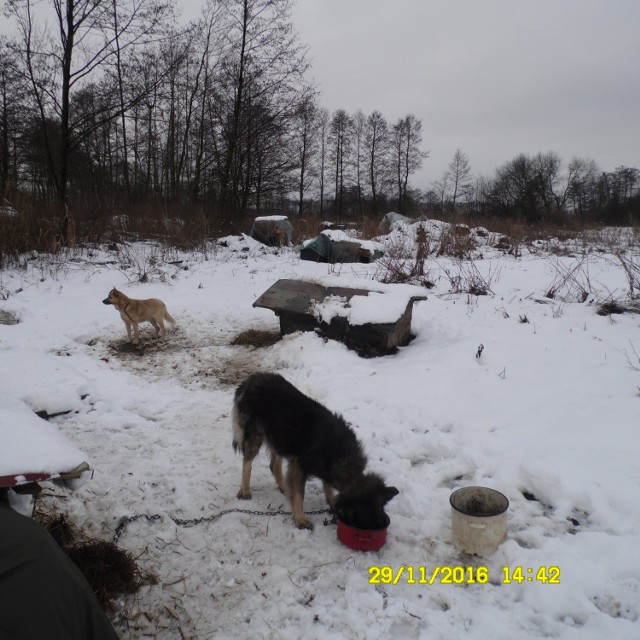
{"left": 38, "top": 512, "right": 151, "bottom": 611}
{"left": 374, "top": 224, "right": 435, "bottom": 287}
{"left": 440, "top": 258, "right": 501, "bottom": 295}
{"left": 65, "top": 541, "right": 145, "bottom": 611}
{"left": 2, "top": 199, "right": 637, "bottom": 275}
{"left": 614, "top": 251, "right": 640, "bottom": 299}
{"left": 544, "top": 255, "right": 593, "bottom": 302}
{"left": 435, "top": 225, "right": 477, "bottom": 259}
{"left": 231, "top": 328, "right": 281, "bottom": 348}
{"left": 357, "top": 215, "right": 385, "bottom": 240}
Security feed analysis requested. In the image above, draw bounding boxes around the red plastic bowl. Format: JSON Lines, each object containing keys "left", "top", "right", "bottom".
{"left": 337, "top": 514, "right": 390, "bottom": 551}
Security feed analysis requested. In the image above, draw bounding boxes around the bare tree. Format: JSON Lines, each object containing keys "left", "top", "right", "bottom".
{"left": 446, "top": 148, "right": 474, "bottom": 211}
{"left": 6, "top": 0, "right": 174, "bottom": 243}
{"left": 489, "top": 153, "right": 537, "bottom": 221}
{"left": 292, "top": 91, "right": 319, "bottom": 216}
{"left": 317, "top": 107, "right": 329, "bottom": 215}
{"left": 240, "top": 97, "right": 292, "bottom": 212}
{"left": 531, "top": 151, "right": 563, "bottom": 213}
{"left": 352, "top": 109, "right": 366, "bottom": 218}
{"left": 364, "top": 110, "right": 388, "bottom": 217}
{"left": 562, "top": 158, "right": 598, "bottom": 217}
{"left": 612, "top": 166, "right": 640, "bottom": 201}
{"left": 186, "top": 3, "right": 229, "bottom": 204}
{"left": 0, "top": 42, "right": 27, "bottom": 198}
{"left": 329, "top": 108, "right": 351, "bottom": 218}
{"left": 431, "top": 173, "right": 449, "bottom": 214}
{"left": 391, "top": 114, "right": 427, "bottom": 213}
{"left": 488, "top": 151, "right": 598, "bottom": 222}
{"left": 213, "top": 0, "right": 309, "bottom": 218}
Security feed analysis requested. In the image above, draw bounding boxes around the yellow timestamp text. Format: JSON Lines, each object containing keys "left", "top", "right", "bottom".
{"left": 368, "top": 565, "right": 561, "bottom": 586}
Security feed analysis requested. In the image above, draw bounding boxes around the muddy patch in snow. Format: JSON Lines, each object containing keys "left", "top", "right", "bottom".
{"left": 0, "top": 309, "right": 19, "bottom": 325}
{"left": 97, "top": 322, "right": 280, "bottom": 389}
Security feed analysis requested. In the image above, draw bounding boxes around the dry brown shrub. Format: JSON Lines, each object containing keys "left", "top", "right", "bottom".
{"left": 374, "top": 225, "right": 434, "bottom": 287}
{"left": 436, "top": 226, "right": 477, "bottom": 258}
{"left": 440, "top": 258, "right": 500, "bottom": 295}
{"left": 358, "top": 215, "right": 384, "bottom": 240}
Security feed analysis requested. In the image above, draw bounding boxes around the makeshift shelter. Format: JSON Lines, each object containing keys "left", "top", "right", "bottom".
{"left": 298, "top": 230, "right": 383, "bottom": 264}
{"left": 249, "top": 216, "right": 293, "bottom": 246}
{"left": 253, "top": 278, "right": 426, "bottom": 356}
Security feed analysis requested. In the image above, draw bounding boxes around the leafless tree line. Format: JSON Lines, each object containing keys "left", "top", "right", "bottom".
{"left": 0, "top": 0, "right": 636, "bottom": 252}
{"left": 0, "top": 0, "right": 428, "bottom": 246}
{"left": 431, "top": 149, "right": 639, "bottom": 226}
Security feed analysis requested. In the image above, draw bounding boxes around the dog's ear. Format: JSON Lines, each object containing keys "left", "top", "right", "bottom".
{"left": 382, "top": 486, "right": 399, "bottom": 504}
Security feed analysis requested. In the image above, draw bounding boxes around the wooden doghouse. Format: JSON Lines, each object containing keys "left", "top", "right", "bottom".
{"left": 253, "top": 279, "right": 426, "bottom": 355}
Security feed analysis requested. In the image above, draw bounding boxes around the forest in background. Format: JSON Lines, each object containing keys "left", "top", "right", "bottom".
{"left": 0, "top": 0, "right": 638, "bottom": 258}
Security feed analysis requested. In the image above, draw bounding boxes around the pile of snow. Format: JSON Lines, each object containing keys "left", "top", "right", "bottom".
{"left": 308, "top": 277, "right": 425, "bottom": 326}
{"left": 216, "top": 233, "right": 276, "bottom": 254}
{"left": 321, "top": 229, "right": 384, "bottom": 258}
{"left": 0, "top": 348, "right": 90, "bottom": 416}
{"left": 320, "top": 229, "right": 359, "bottom": 242}
{"left": 0, "top": 393, "right": 89, "bottom": 478}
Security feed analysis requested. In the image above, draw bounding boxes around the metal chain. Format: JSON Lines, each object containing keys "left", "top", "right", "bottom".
{"left": 113, "top": 507, "right": 335, "bottom": 544}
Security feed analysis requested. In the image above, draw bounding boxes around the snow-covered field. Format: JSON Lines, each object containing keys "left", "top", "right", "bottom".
{"left": 1, "top": 222, "right": 639, "bottom": 639}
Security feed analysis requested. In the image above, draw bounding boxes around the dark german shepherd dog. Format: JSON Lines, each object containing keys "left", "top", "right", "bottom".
{"left": 232, "top": 372, "right": 398, "bottom": 530}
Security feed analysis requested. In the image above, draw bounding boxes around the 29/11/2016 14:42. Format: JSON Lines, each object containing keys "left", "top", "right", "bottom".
{"left": 367, "top": 565, "right": 561, "bottom": 585}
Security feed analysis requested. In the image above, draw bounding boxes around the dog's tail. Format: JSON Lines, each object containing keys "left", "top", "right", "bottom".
{"left": 164, "top": 310, "right": 177, "bottom": 326}
{"left": 231, "top": 401, "right": 245, "bottom": 454}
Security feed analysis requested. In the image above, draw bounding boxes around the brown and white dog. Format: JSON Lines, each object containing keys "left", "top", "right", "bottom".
{"left": 102, "top": 287, "right": 176, "bottom": 344}
{"left": 232, "top": 372, "right": 398, "bottom": 530}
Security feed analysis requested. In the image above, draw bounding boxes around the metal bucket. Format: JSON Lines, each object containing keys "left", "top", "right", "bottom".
{"left": 450, "top": 486, "right": 509, "bottom": 556}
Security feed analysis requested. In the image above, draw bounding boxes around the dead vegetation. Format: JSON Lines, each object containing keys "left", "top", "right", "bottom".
{"left": 544, "top": 255, "right": 593, "bottom": 302}
{"left": 435, "top": 224, "right": 478, "bottom": 259}
{"left": 541, "top": 249, "right": 640, "bottom": 313}
{"left": 374, "top": 224, "right": 435, "bottom": 287}
{"left": 440, "top": 258, "right": 501, "bottom": 296}
{"left": 614, "top": 251, "right": 640, "bottom": 300}
{"left": 38, "top": 511, "right": 151, "bottom": 611}
{"left": 231, "top": 328, "right": 281, "bottom": 348}
{"left": 596, "top": 300, "right": 640, "bottom": 316}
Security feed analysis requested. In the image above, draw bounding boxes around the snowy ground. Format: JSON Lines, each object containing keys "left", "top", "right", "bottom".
{"left": 1, "top": 223, "right": 640, "bottom": 639}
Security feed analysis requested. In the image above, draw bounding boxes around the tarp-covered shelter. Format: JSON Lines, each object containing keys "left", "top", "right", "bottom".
{"left": 298, "top": 230, "right": 383, "bottom": 264}
{"left": 249, "top": 215, "right": 293, "bottom": 246}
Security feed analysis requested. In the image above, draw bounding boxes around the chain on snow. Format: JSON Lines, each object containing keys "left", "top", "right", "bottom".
{"left": 113, "top": 507, "right": 335, "bottom": 544}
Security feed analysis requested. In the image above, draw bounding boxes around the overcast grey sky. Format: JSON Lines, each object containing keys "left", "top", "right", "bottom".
{"left": 287, "top": 0, "right": 640, "bottom": 189}
{"left": 5, "top": 0, "right": 637, "bottom": 191}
